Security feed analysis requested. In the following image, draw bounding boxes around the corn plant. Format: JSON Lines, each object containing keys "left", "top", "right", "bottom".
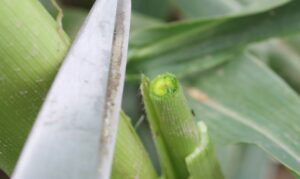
{"left": 1, "top": 0, "right": 300, "bottom": 179}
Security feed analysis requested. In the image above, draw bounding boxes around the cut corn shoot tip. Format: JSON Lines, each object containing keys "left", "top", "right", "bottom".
{"left": 150, "top": 73, "right": 178, "bottom": 97}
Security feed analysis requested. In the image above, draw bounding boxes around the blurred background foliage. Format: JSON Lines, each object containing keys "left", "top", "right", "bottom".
{"left": 1, "top": 0, "right": 300, "bottom": 178}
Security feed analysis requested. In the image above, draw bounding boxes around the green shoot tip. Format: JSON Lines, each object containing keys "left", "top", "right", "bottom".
{"left": 150, "top": 73, "right": 178, "bottom": 97}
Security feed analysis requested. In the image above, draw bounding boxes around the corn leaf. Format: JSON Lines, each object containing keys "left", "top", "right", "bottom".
{"left": 249, "top": 36, "right": 300, "bottom": 93}
{"left": 218, "top": 145, "right": 275, "bottom": 179}
{"left": 186, "top": 52, "right": 300, "bottom": 176}
{"left": 232, "top": 145, "right": 275, "bottom": 179}
{"left": 127, "top": 1, "right": 300, "bottom": 80}
{"left": 131, "top": 12, "right": 163, "bottom": 32}
{"left": 112, "top": 112, "right": 158, "bottom": 179}
{"left": 173, "top": 0, "right": 290, "bottom": 19}
{"left": 132, "top": 0, "right": 170, "bottom": 19}
{"left": 0, "top": 0, "right": 69, "bottom": 174}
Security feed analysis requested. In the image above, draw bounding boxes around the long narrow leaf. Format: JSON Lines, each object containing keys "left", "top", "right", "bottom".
{"left": 0, "top": 0, "right": 69, "bottom": 174}
{"left": 187, "top": 52, "right": 300, "bottom": 175}
{"left": 173, "top": 0, "right": 290, "bottom": 19}
{"left": 127, "top": 1, "right": 300, "bottom": 79}
{"left": 112, "top": 112, "right": 158, "bottom": 179}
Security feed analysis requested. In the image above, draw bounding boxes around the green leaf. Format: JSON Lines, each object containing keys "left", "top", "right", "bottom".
{"left": 173, "top": 0, "right": 290, "bottom": 19}
{"left": 186, "top": 52, "right": 300, "bottom": 175}
{"left": 248, "top": 37, "right": 300, "bottom": 93}
{"left": 40, "top": 0, "right": 88, "bottom": 39}
{"left": 39, "top": 0, "right": 57, "bottom": 16}
{"left": 62, "top": 8, "right": 88, "bottom": 39}
{"left": 112, "top": 112, "right": 158, "bottom": 179}
{"left": 284, "top": 33, "right": 300, "bottom": 50}
{"left": 127, "top": 1, "right": 300, "bottom": 79}
{"left": 217, "top": 145, "right": 275, "bottom": 179}
{"left": 0, "top": 0, "right": 69, "bottom": 174}
{"left": 131, "top": 12, "right": 163, "bottom": 32}
{"left": 59, "top": 0, "right": 94, "bottom": 9}
{"left": 132, "top": 0, "right": 170, "bottom": 19}
{"left": 232, "top": 145, "right": 275, "bottom": 179}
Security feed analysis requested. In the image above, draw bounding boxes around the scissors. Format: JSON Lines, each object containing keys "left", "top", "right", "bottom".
{"left": 12, "top": 0, "right": 131, "bottom": 178}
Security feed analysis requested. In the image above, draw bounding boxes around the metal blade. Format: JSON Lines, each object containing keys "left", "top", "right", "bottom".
{"left": 12, "top": 0, "right": 131, "bottom": 179}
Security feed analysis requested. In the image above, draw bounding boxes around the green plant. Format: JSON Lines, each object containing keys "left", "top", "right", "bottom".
{"left": 111, "top": 112, "right": 158, "bottom": 179}
{"left": 1, "top": 0, "right": 300, "bottom": 179}
{"left": 141, "top": 73, "right": 224, "bottom": 179}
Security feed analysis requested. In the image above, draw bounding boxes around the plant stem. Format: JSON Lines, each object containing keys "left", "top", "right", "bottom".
{"left": 149, "top": 73, "right": 201, "bottom": 178}
{"left": 142, "top": 73, "right": 224, "bottom": 179}
{"left": 141, "top": 76, "right": 177, "bottom": 179}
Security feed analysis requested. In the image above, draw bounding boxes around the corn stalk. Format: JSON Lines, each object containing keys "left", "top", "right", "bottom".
{"left": 141, "top": 73, "right": 224, "bottom": 179}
